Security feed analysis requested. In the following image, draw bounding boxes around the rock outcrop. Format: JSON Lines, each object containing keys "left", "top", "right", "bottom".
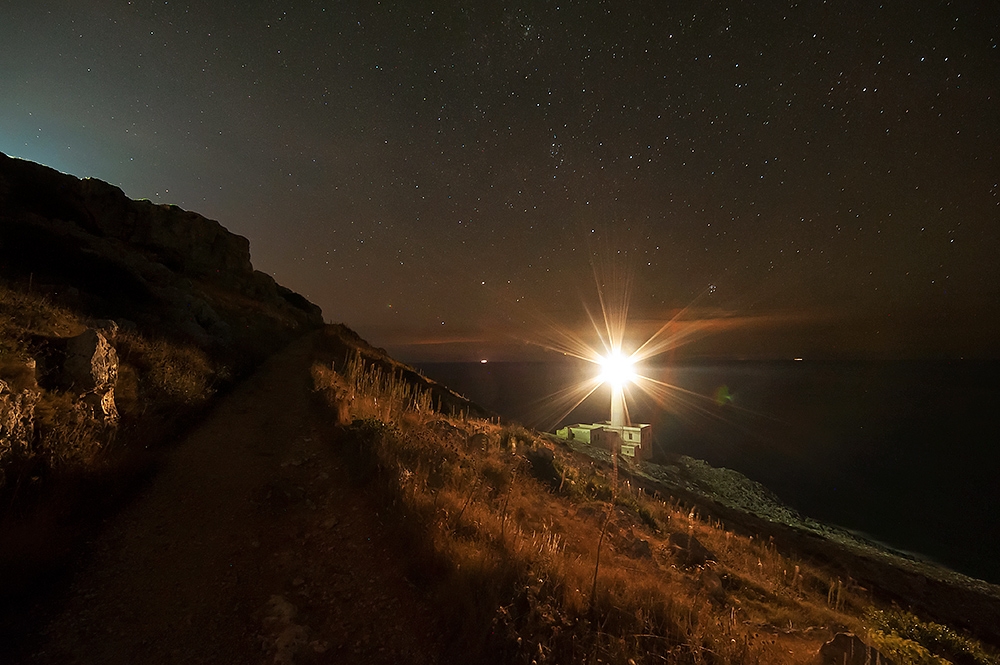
{"left": 63, "top": 329, "right": 118, "bottom": 423}
{"left": 814, "top": 632, "right": 892, "bottom": 665}
{"left": 0, "top": 360, "right": 41, "bottom": 487}
{"left": 0, "top": 379, "right": 39, "bottom": 454}
{"left": 0, "top": 153, "right": 252, "bottom": 288}
{"left": 668, "top": 530, "right": 717, "bottom": 567}
{"left": 0, "top": 150, "right": 323, "bottom": 361}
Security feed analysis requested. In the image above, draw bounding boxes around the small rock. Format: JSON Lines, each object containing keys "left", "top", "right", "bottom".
{"left": 628, "top": 536, "right": 653, "bottom": 559}
{"left": 467, "top": 432, "right": 491, "bottom": 450}
{"left": 614, "top": 527, "right": 653, "bottom": 559}
{"left": 699, "top": 569, "right": 726, "bottom": 601}
{"left": 668, "top": 531, "right": 717, "bottom": 567}
{"left": 525, "top": 444, "right": 559, "bottom": 483}
{"left": 429, "top": 419, "right": 461, "bottom": 436}
{"left": 815, "top": 632, "right": 893, "bottom": 665}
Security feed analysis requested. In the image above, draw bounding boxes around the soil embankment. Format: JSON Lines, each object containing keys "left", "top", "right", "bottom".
{"left": 18, "top": 332, "right": 444, "bottom": 664}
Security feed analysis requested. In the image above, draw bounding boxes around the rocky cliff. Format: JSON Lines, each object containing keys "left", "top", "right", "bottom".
{"left": 0, "top": 151, "right": 322, "bottom": 358}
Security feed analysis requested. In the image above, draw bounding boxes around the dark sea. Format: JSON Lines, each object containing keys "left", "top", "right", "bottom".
{"left": 415, "top": 359, "right": 1000, "bottom": 585}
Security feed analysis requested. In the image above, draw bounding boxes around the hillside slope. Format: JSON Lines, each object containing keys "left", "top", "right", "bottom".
{"left": 0, "top": 153, "right": 325, "bottom": 621}
{"left": 0, "top": 151, "right": 322, "bottom": 359}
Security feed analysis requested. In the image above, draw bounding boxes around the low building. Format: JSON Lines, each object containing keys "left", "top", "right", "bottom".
{"left": 555, "top": 421, "right": 653, "bottom": 460}
{"left": 555, "top": 423, "right": 604, "bottom": 444}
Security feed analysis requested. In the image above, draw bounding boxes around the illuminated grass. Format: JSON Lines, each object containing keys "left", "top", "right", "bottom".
{"left": 310, "top": 355, "right": 1000, "bottom": 664}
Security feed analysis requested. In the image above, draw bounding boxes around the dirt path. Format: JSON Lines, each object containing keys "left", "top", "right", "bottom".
{"left": 24, "top": 333, "right": 446, "bottom": 664}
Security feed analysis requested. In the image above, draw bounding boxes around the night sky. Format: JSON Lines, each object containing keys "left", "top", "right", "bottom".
{"left": 2, "top": 1, "right": 998, "bottom": 361}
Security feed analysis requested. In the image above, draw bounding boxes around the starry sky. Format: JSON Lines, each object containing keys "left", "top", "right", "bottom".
{"left": 2, "top": 1, "right": 998, "bottom": 361}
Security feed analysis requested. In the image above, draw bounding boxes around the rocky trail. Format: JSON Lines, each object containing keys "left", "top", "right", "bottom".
{"left": 16, "top": 333, "right": 446, "bottom": 664}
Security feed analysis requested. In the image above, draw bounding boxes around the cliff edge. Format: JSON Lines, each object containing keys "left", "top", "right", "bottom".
{"left": 0, "top": 151, "right": 322, "bottom": 360}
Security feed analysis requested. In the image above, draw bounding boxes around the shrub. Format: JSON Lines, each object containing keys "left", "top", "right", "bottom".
{"left": 334, "top": 353, "right": 434, "bottom": 424}
{"left": 114, "top": 331, "right": 218, "bottom": 408}
{"left": 865, "top": 608, "right": 999, "bottom": 665}
{"left": 498, "top": 424, "right": 534, "bottom": 452}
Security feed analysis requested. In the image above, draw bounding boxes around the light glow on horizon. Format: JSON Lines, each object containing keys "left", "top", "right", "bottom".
{"left": 512, "top": 251, "right": 766, "bottom": 432}
{"left": 511, "top": 253, "right": 693, "bottom": 429}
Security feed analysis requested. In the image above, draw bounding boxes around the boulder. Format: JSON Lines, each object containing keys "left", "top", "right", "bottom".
{"left": 64, "top": 329, "right": 117, "bottom": 392}
{"left": 668, "top": 530, "right": 717, "bottom": 567}
{"left": 698, "top": 568, "right": 726, "bottom": 602}
{"left": 0, "top": 360, "right": 42, "bottom": 488}
{"left": 467, "top": 432, "right": 491, "bottom": 450}
{"left": 63, "top": 329, "right": 118, "bottom": 422}
{"left": 428, "top": 419, "right": 464, "bottom": 443}
{"left": 814, "top": 633, "right": 893, "bottom": 665}
{"left": 0, "top": 377, "right": 40, "bottom": 459}
{"left": 621, "top": 530, "right": 654, "bottom": 559}
{"left": 525, "top": 444, "right": 559, "bottom": 483}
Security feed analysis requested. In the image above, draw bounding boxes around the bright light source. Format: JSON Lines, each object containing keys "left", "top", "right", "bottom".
{"left": 598, "top": 351, "right": 636, "bottom": 387}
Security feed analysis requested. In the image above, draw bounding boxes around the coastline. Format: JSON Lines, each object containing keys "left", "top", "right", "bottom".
{"left": 554, "top": 436, "right": 1000, "bottom": 646}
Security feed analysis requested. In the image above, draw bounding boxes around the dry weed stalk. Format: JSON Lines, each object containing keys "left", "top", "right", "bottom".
{"left": 590, "top": 433, "right": 619, "bottom": 617}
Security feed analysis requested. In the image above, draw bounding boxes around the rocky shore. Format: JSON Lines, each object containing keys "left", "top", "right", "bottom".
{"left": 560, "top": 439, "right": 1000, "bottom": 647}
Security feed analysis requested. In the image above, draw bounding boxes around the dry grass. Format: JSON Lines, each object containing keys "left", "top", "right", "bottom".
{"left": 114, "top": 329, "right": 219, "bottom": 410}
{"left": 1, "top": 282, "right": 92, "bottom": 502}
{"left": 0, "top": 278, "right": 222, "bottom": 509}
{"left": 0, "top": 281, "right": 81, "bottom": 359}
{"left": 31, "top": 391, "right": 112, "bottom": 469}
{"left": 313, "top": 354, "right": 999, "bottom": 665}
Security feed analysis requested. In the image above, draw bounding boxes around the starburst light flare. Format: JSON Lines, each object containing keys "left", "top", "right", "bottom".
{"left": 598, "top": 350, "right": 636, "bottom": 388}
{"left": 513, "top": 243, "right": 738, "bottom": 435}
